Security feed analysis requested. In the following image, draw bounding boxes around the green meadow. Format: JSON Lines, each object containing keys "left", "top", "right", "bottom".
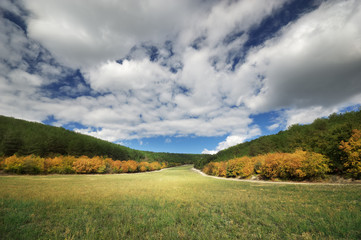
{"left": 1, "top": 165, "right": 360, "bottom": 239}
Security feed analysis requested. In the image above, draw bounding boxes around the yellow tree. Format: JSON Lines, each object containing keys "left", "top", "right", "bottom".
{"left": 340, "top": 129, "right": 361, "bottom": 179}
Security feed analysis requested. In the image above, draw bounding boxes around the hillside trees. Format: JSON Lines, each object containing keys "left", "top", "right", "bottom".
{"left": 0, "top": 155, "right": 166, "bottom": 175}
{"left": 203, "top": 150, "right": 330, "bottom": 181}
{"left": 0, "top": 115, "right": 202, "bottom": 165}
{"left": 197, "top": 110, "right": 361, "bottom": 176}
{"left": 340, "top": 129, "right": 361, "bottom": 179}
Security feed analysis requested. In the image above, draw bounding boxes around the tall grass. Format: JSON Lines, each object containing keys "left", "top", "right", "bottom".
{"left": 1, "top": 165, "right": 360, "bottom": 239}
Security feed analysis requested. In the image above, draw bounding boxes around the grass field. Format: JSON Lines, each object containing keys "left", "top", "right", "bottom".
{"left": 0, "top": 165, "right": 360, "bottom": 239}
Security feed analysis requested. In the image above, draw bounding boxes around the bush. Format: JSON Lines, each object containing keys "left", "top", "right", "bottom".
{"left": 72, "top": 156, "right": 106, "bottom": 174}
{"left": 340, "top": 129, "right": 361, "bottom": 179}
{"left": 203, "top": 162, "right": 216, "bottom": 176}
{"left": 260, "top": 152, "right": 304, "bottom": 180}
{"left": 59, "top": 156, "right": 76, "bottom": 174}
{"left": 226, "top": 157, "right": 254, "bottom": 178}
{"left": 301, "top": 151, "right": 330, "bottom": 179}
{"left": 1, "top": 155, "right": 165, "bottom": 175}
{"left": 202, "top": 162, "right": 227, "bottom": 177}
{"left": 204, "top": 150, "right": 330, "bottom": 181}
{"left": 149, "top": 161, "right": 161, "bottom": 171}
{"left": 120, "top": 160, "right": 138, "bottom": 173}
{"left": 4, "top": 155, "right": 44, "bottom": 174}
{"left": 260, "top": 151, "right": 330, "bottom": 180}
{"left": 0, "top": 157, "right": 6, "bottom": 170}
{"left": 45, "top": 156, "right": 63, "bottom": 173}
{"left": 138, "top": 161, "right": 150, "bottom": 172}
{"left": 111, "top": 160, "right": 122, "bottom": 173}
{"left": 161, "top": 162, "right": 167, "bottom": 169}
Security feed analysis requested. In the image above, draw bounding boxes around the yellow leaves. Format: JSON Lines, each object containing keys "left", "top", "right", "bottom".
{"left": 2, "top": 155, "right": 166, "bottom": 175}
{"left": 227, "top": 157, "right": 254, "bottom": 178}
{"left": 203, "top": 150, "right": 330, "bottom": 180}
{"left": 72, "top": 156, "right": 107, "bottom": 174}
{"left": 4, "top": 155, "right": 45, "bottom": 174}
{"left": 138, "top": 161, "right": 150, "bottom": 172}
{"left": 340, "top": 129, "right": 361, "bottom": 178}
{"left": 149, "top": 161, "right": 162, "bottom": 171}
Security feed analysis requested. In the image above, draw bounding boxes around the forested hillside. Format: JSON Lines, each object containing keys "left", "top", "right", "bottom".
{"left": 196, "top": 110, "right": 361, "bottom": 174}
{"left": 0, "top": 115, "right": 200, "bottom": 165}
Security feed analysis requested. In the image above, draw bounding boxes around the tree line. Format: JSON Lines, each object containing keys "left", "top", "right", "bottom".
{"left": 0, "top": 155, "right": 167, "bottom": 174}
{"left": 0, "top": 115, "right": 201, "bottom": 166}
{"left": 196, "top": 109, "right": 361, "bottom": 178}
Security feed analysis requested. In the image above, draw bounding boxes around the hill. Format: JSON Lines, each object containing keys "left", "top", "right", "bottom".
{"left": 195, "top": 109, "right": 361, "bottom": 174}
{"left": 0, "top": 115, "right": 201, "bottom": 165}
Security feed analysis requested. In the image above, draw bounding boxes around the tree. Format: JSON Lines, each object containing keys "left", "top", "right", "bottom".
{"left": 2, "top": 133, "right": 23, "bottom": 156}
{"left": 340, "top": 129, "right": 361, "bottom": 179}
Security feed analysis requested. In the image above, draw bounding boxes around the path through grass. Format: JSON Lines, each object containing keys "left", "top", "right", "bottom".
{"left": 1, "top": 165, "right": 360, "bottom": 239}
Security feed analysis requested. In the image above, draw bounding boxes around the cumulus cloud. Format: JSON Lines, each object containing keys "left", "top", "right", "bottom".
{"left": 1, "top": 0, "right": 361, "bottom": 153}
{"left": 23, "top": 0, "right": 211, "bottom": 68}
{"left": 202, "top": 126, "right": 261, "bottom": 154}
{"left": 267, "top": 123, "right": 280, "bottom": 131}
{"left": 242, "top": 0, "right": 361, "bottom": 113}
{"left": 85, "top": 59, "right": 174, "bottom": 92}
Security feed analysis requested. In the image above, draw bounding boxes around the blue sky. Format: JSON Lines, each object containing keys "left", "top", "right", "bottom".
{"left": 1, "top": 0, "right": 361, "bottom": 154}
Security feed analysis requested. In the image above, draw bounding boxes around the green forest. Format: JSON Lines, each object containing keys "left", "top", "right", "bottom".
{"left": 1, "top": 110, "right": 361, "bottom": 178}
{"left": 195, "top": 110, "right": 361, "bottom": 177}
{"left": 0, "top": 115, "right": 200, "bottom": 165}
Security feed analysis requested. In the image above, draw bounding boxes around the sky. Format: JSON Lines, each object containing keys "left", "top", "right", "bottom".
{"left": 0, "top": 0, "right": 361, "bottom": 154}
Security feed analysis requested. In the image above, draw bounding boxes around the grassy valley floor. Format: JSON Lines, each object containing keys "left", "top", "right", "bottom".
{"left": 0, "top": 165, "right": 360, "bottom": 239}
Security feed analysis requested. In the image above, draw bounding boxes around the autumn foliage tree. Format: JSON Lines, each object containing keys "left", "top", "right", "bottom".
{"left": 203, "top": 150, "right": 330, "bottom": 181}
{"left": 149, "top": 161, "right": 161, "bottom": 171}
{"left": 138, "top": 161, "right": 150, "bottom": 172}
{"left": 260, "top": 151, "right": 330, "bottom": 180}
{"left": 340, "top": 129, "right": 361, "bottom": 179}
{"left": 227, "top": 156, "right": 254, "bottom": 178}
{"left": 4, "top": 155, "right": 44, "bottom": 174}
{"left": 72, "top": 156, "right": 106, "bottom": 174}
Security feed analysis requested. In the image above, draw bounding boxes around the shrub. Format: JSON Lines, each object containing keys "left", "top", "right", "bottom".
{"left": 72, "top": 156, "right": 106, "bottom": 174}
{"left": 0, "top": 157, "right": 6, "bottom": 170}
{"left": 120, "top": 160, "right": 138, "bottom": 173}
{"left": 4, "top": 155, "right": 44, "bottom": 174}
{"left": 204, "top": 150, "right": 330, "bottom": 181}
{"left": 260, "top": 151, "right": 330, "bottom": 180}
{"left": 127, "top": 160, "right": 138, "bottom": 173}
{"left": 44, "top": 156, "right": 63, "bottom": 173}
{"left": 226, "top": 157, "right": 254, "bottom": 178}
{"left": 149, "top": 161, "right": 161, "bottom": 171}
{"left": 340, "top": 129, "right": 361, "bottom": 179}
{"left": 111, "top": 160, "right": 122, "bottom": 173}
{"left": 59, "top": 156, "right": 76, "bottom": 174}
{"left": 4, "top": 155, "right": 23, "bottom": 173}
{"left": 301, "top": 151, "right": 330, "bottom": 179}
{"left": 202, "top": 162, "right": 227, "bottom": 177}
{"left": 138, "top": 161, "right": 150, "bottom": 172}
{"left": 161, "top": 162, "right": 167, "bottom": 169}
{"left": 252, "top": 155, "right": 266, "bottom": 174}
{"left": 203, "top": 162, "right": 216, "bottom": 176}
{"left": 216, "top": 161, "right": 227, "bottom": 177}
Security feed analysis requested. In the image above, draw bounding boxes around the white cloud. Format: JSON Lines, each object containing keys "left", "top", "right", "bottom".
{"left": 85, "top": 59, "right": 174, "bottom": 92}
{"left": 267, "top": 123, "right": 280, "bottom": 131}
{"left": 202, "top": 126, "right": 261, "bottom": 154}
{"left": 1, "top": 0, "right": 361, "bottom": 154}
{"left": 241, "top": 0, "right": 361, "bottom": 113}
{"left": 23, "top": 0, "right": 210, "bottom": 68}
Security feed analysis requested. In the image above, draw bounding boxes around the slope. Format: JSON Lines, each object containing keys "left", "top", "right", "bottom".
{"left": 0, "top": 115, "right": 201, "bottom": 165}
{"left": 196, "top": 110, "right": 361, "bottom": 173}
